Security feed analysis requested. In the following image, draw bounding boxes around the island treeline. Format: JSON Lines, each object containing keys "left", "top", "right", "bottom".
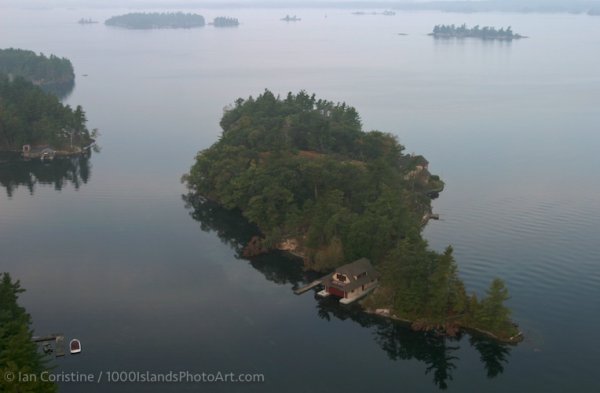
{"left": 78, "top": 18, "right": 98, "bottom": 24}
{"left": 105, "top": 12, "right": 205, "bottom": 29}
{"left": 213, "top": 17, "right": 240, "bottom": 27}
{"left": 0, "top": 273, "right": 56, "bottom": 392}
{"left": 0, "top": 48, "right": 74, "bottom": 88}
{"left": 281, "top": 15, "right": 301, "bottom": 22}
{"left": 0, "top": 75, "right": 93, "bottom": 151}
{"left": 431, "top": 24, "right": 524, "bottom": 40}
{"left": 185, "top": 91, "right": 519, "bottom": 341}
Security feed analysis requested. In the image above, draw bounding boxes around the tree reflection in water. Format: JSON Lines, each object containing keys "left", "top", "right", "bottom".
{"left": 315, "top": 297, "right": 460, "bottom": 389}
{"left": 0, "top": 152, "right": 92, "bottom": 197}
{"left": 469, "top": 335, "right": 511, "bottom": 378}
{"left": 183, "top": 194, "right": 512, "bottom": 390}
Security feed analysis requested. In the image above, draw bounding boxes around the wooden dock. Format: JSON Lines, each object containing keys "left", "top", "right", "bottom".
{"left": 55, "top": 336, "right": 66, "bottom": 357}
{"left": 32, "top": 333, "right": 65, "bottom": 357}
{"left": 32, "top": 333, "right": 63, "bottom": 342}
{"left": 294, "top": 280, "right": 322, "bottom": 295}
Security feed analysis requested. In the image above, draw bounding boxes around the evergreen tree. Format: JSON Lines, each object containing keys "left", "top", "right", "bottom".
{"left": 0, "top": 273, "right": 56, "bottom": 393}
{"left": 475, "top": 278, "right": 516, "bottom": 335}
{"left": 427, "top": 246, "right": 467, "bottom": 323}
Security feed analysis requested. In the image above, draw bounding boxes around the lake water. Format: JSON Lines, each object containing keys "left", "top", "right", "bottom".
{"left": 1, "top": 7, "right": 599, "bottom": 392}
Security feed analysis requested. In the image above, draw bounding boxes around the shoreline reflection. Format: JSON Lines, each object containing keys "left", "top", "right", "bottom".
{"left": 0, "top": 152, "right": 93, "bottom": 197}
{"left": 184, "top": 194, "right": 512, "bottom": 390}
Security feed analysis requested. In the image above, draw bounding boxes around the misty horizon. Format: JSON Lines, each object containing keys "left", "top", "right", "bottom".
{"left": 2, "top": 0, "right": 600, "bottom": 12}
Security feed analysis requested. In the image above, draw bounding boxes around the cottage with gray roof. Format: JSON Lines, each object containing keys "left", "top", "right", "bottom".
{"left": 317, "top": 258, "right": 380, "bottom": 304}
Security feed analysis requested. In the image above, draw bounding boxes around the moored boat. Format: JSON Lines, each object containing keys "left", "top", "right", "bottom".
{"left": 70, "top": 339, "right": 82, "bottom": 354}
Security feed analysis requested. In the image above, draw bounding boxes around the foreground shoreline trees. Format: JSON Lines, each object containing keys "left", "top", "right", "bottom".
{"left": 184, "top": 90, "right": 520, "bottom": 342}
{"left": 0, "top": 273, "right": 56, "bottom": 393}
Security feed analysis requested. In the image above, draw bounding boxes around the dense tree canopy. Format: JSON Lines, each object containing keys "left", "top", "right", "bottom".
{"left": 0, "top": 75, "right": 92, "bottom": 150}
{"left": 0, "top": 273, "right": 56, "bottom": 393}
{"left": 185, "top": 90, "right": 517, "bottom": 340}
{"left": 431, "top": 24, "right": 523, "bottom": 40}
{"left": 186, "top": 91, "right": 427, "bottom": 266}
{"left": 213, "top": 17, "right": 240, "bottom": 27}
{"left": 105, "top": 12, "right": 205, "bottom": 29}
{"left": 0, "top": 48, "right": 74, "bottom": 87}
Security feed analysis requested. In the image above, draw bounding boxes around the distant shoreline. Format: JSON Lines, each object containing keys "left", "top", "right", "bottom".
{"left": 429, "top": 33, "right": 528, "bottom": 40}
{"left": 429, "top": 24, "right": 527, "bottom": 41}
{"left": 3, "top": 1, "right": 598, "bottom": 15}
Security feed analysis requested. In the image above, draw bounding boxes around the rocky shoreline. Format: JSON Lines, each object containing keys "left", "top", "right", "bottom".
{"left": 242, "top": 236, "right": 524, "bottom": 345}
{"left": 365, "top": 306, "right": 524, "bottom": 345}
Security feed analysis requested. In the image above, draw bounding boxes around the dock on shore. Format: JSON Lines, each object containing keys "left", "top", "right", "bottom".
{"left": 32, "top": 333, "right": 66, "bottom": 357}
{"left": 293, "top": 280, "right": 322, "bottom": 295}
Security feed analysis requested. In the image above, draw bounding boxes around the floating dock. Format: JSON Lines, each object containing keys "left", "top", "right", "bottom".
{"left": 339, "top": 285, "right": 377, "bottom": 304}
{"left": 55, "top": 336, "right": 66, "bottom": 357}
{"left": 317, "top": 289, "right": 330, "bottom": 298}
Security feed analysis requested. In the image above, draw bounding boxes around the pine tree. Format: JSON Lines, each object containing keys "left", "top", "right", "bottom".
{"left": 0, "top": 273, "right": 56, "bottom": 393}
{"left": 427, "top": 246, "right": 467, "bottom": 324}
{"left": 475, "top": 278, "right": 515, "bottom": 336}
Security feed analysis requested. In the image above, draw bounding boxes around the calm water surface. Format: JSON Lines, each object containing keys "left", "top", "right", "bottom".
{"left": 1, "top": 7, "right": 599, "bottom": 392}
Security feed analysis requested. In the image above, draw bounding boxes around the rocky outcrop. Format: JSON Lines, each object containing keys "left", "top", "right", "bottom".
{"left": 242, "top": 236, "right": 269, "bottom": 258}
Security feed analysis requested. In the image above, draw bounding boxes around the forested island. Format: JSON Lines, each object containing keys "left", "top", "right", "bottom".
{"left": 430, "top": 24, "right": 525, "bottom": 40}
{"left": 0, "top": 75, "right": 94, "bottom": 154}
{"left": 281, "top": 15, "right": 301, "bottom": 22}
{"left": 212, "top": 17, "right": 240, "bottom": 27}
{"left": 0, "top": 273, "right": 56, "bottom": 392}
{"left": 78, "top": 18, "right": 98, "bottom": 24}
{"left": 184, "top": 91, "right": 521, "bottom": 342}
{"left": 0, "top": 48, "right": 75, "bottom": 92}
{"left": 352, "top": 10, "right": 396, "bottom": 15}
{"left": 105, "top": 12, "right": 205, "bottom": 29}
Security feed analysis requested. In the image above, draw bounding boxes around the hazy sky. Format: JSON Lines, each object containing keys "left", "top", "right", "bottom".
{"left": 1, "top": 0, "right": 599, "bottom": 10}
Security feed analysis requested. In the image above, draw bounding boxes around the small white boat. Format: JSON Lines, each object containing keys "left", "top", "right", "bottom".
{"left": 70, "top": 339, "right": 82, "bottom": 354}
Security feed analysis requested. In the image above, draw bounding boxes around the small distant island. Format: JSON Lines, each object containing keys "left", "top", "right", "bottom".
{"left": 430, "top": 24, "right": 525, "bottom": 40}
{"left": 0, "top": 74, "right": 95, "bottom": 158}
{"left": 212, "top": 17, "right": 240, "bottom": 27}
{"left": 352, "top": 10, "right": 396, "bottom": 16}
{"left": 281, "top": 15, "right": 301, "bottom": 22}
{"left": 78, "top": 18, "right": 98, "bottom": 24}
{"left": 185, "top": 91, "right": 521, "bottom": 343}
{"left": 105, "top": 12, "right": 205, "bottom": 29}
{"left": 0, "top": 48, "right": 74, "bottom": 92}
